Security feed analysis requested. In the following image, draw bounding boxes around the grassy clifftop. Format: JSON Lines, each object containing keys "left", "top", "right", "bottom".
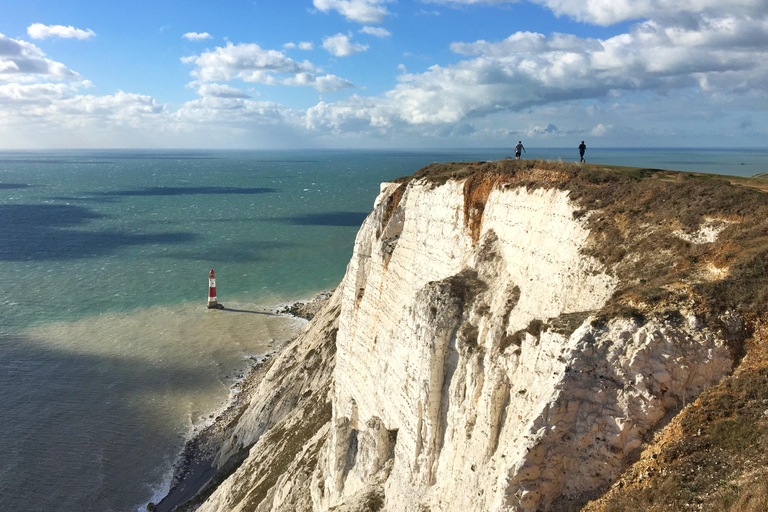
{"left": 400, "top": 158, "right": 768, "bottom": 332}
{"left": 398, "top": 159, "right": 768, "bottom": 511}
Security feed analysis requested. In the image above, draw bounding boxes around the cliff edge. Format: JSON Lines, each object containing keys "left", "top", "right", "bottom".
{"left": 163, "top": 159, "right": 768, "bottom": 512}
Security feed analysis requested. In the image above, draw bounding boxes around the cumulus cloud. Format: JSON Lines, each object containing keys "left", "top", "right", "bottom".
{"left": 0, "top": 33, "right": 82, "bottom": 82}
{"left": 0, "top": 84, "right": 164, "bottom": 127}
{"left": 182, "top": 42, "right": 318, "bottom": 82}
{"left": 183, "top": 32, "right": 213, "bottom": 41}
{"left": 532, "top": 0, "right": 768, "bottom": 26}
{"left": 313, "top": 0, "right": 391, "bottom": 24}
{"left": 0, "top": 77, "right": 309, "bottom": 147}
{"left": 301, "top": 10, "right": 768, "bottom": 136}
{"left": 27, "top": 23, "right": 95, "bottom": 40}
{"left": 322, "top": 33, "right": 369, "bottom": 57}
{"left": 4, "top": 1, "right": 768, "bottom": 148}
{"left": 422, "top": 0, "right": 767, "bottom": 26}
{"left": 360, "top": 26, "right": 391, "bottom": 38}
{"left": 183, "top": 42, "right": 354, "bottom": 92}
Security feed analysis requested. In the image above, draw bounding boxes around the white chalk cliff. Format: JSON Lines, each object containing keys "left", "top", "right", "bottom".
{"left": 182, "top": 163, "right": 740, "bottom": 512}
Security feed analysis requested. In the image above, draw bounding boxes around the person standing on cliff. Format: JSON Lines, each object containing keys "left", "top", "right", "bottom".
{"left": 514, "top": 141, "right": 526, "bottom": 160}
{"left": 578, "top": 141, "right": 587, "bottom": 163}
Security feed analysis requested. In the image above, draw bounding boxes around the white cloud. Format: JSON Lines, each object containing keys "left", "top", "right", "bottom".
{"left": 174, "top": 97, "right": 294, "bottom": 125}
{"left": 532, "top": 0, "right": 768, "bottom": 26}
{"left": 422, "top": 0, "right": 518, "bottom": 5}
{"left": 526, "top": 123, "right": 560, "bottom": 137}
{"left": 322, "top": 33, "right": 369, "bottom": 57}
{"left": 183, "top": 42, "right": 354, "bottom": 92}
{"left": 0, "top": 33, "right": 82, "bottom": 82}
{"left": 301, "top": 11, "right": 768, "bottom": 136}
{"left": 591, "top": 123, "right": 609, "bottom": 136}
{"left": 313, "top": 0, "right": 391, "bottom": 24}
{"left": 197, "top": 83, "right": 250, "bottom": 98}
{"left": 422, "top": 0, "right": 768, "bottom": 26}
{"left": 285, "top": 41, "right": 315, "bottom": 50}
{"left": 182, "top": 42, "right": 319, "bottom": 83}
{"left": 183, "top": 32, "right": 213, "bottom": 41}
{"left": 27, "top": 23, "right": 96, "bottom": 40}
{"left": 3, "top": 3, "right": 768, "bottom": 148}
{"left": 314, "top": 74, "right": 356, "bottom": 92}
{"left": 360, "top": 26, "right": 392, "bottom": 38}
{"left": 0, "top": 85, "right": 164, "bottom": 127}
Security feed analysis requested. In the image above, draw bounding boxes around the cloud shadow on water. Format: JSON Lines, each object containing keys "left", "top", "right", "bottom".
{"left": 162, "top": 240, "right": 297, "bottom": 264}
{"left": 99, "top": 186, "right": 278, "bottom": 197}
{"left": 49, "top": 186, "right": 279, "bottom": 204}
{"left": 270, "top": 211, "right": 368, "bottom": 227}
{"left": 0, "top": 204, "right": 196, "bottom": 261}
{"left": 0, "top": 334, "right": 216, "bottom": 511}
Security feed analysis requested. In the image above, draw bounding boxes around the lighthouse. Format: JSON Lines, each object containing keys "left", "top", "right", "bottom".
{"left": 207, "top": 269, "right": 224, "bottom": 309}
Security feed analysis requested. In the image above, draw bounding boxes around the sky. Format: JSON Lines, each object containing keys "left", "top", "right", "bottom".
{"left": 1, "top": 0, "right": 767, "bottom": 149}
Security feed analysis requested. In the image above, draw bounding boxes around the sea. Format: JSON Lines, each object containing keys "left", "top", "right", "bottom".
{"left": 1, "top": 147, "right": 767, "bottom": 512}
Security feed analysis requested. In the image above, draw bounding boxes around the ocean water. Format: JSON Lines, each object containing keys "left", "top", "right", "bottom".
{"left": 0, "top": 148, "right": 766, "bottom": 511}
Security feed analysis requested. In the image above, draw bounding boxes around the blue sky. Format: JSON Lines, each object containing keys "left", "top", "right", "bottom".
{"left": 1, "top": 0, "right": 766, "bottom": 148}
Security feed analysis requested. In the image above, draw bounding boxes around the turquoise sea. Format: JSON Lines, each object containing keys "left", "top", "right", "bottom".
{"left": 1, "top": 148, "right": 767, "bottom": 511}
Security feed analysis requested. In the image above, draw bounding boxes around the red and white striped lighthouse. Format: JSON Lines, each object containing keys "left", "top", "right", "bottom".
{"left": 207, "top": 269, "right": 224, "bottom": 309}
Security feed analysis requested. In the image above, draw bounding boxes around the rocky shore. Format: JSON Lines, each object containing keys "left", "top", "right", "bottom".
{"left": 276, "top": 290, "right": 334, "bottom": 320}
{"left": 149, "top": 291, "right": 333, "bottom": 512}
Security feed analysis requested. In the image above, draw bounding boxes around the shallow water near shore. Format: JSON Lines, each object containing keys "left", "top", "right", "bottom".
{"left": 1, "top": 148, "right": 767, "bottom": 511}
{"left": 1, "top": 301, "right": 306, "bottom": 511}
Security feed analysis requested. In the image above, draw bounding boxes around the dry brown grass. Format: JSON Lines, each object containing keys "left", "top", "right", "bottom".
{"left": 580, "top": 316, "right": 768, "bottom": 512}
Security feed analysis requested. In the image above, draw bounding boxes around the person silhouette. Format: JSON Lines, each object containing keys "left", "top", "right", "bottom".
{"left": 578, "top": 141, "right": 586, "bottom": 163}
{"left": 514, "top": 141, "right": 526, "bottom": 160}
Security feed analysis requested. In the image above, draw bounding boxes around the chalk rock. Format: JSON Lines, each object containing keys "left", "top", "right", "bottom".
{"left": 314, "top": 178, "right": 731, "bottom": 512}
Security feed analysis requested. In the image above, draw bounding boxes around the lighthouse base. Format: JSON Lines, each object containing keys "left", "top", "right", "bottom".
{"left": 207, "top": 302, "right": 225, "bottom": 310}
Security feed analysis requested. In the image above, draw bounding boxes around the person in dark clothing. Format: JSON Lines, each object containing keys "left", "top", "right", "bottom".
{"left": 578, "top": 141, "right": 586, "bottom": 163}
{"left": 514, "top": 141, "right": 526, "bottom": 160}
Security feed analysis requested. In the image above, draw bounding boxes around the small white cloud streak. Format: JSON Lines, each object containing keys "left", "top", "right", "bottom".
{"left": 360, "top": 26, "right": 391, "bottom": 38}
{"left": 285, "top": 41, "right": 315, "bottom": 50}
{"left": 313, "top": 0, "right": 390, "bottom": 24}
{"left": 183, "top": 32, "right": 213, "bottom": 41}
{"left": 27, "top": 23, "right": 96, "bottom": 40}
{"left": 322, "top": 33, "right": 369, "bottom": 57}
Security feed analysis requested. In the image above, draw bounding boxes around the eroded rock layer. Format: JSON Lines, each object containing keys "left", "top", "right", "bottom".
{"left": 179, "top": 161, "right": 768, "bottom": 512}
{"left": 314, "top": 175, "right": 731, "bottom": 512}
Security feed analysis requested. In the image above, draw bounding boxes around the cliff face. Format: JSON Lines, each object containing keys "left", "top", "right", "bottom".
{"left": 179, "top": 161, "right": 768, "bottom": 512}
